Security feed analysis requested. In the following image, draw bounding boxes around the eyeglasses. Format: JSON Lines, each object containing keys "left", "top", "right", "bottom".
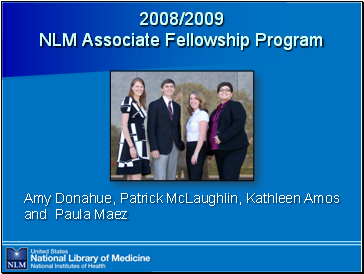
{"left": 219, "top": 89, "right": 231, "bottom": 93}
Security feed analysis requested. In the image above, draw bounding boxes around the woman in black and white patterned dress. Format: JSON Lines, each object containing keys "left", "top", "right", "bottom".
{"left": 116, "top": 78, "right": 151, "bottom": 180}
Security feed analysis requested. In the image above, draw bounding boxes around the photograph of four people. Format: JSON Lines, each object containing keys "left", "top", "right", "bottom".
{"left": 116, "top": 77, "right": 249, "bottom": 181}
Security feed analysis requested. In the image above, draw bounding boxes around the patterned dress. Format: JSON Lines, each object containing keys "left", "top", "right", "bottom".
{"left": 116, "top": 96, "right": 151, "bottom": 176}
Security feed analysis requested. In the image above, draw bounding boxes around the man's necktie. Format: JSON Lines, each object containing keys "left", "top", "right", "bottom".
{"left": 168, "top": 100, "right": 173, "bottom": 121}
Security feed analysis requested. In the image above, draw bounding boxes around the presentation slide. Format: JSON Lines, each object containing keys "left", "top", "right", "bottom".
{"left": 1, "top": 2, "right": 361, "bottom": 272}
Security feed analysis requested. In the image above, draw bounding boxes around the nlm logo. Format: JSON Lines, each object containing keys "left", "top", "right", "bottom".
{"left": 6, "top": 248, "right": 28, "bottom": 270}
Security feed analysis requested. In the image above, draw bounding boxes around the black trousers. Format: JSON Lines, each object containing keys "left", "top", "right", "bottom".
{"left": 214, "top": 146, "right": 248, "bottom": 180}
{"left": 186, "top": 142, "right": 207, "bottom": 180}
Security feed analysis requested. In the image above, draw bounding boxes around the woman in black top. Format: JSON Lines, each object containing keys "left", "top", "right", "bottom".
{"left": 207, "top": 82, "right": 249, "bottom": 180}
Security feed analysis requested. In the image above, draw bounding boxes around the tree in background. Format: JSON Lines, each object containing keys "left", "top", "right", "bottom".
{"left": 236, "top": 89, "right": 253, "bottom": 159}
{"left": 111, "top": 125, "right": 120, "bottom": 174}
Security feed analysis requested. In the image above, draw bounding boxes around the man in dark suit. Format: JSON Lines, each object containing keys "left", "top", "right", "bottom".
{"left": 147, "top": 79, "right": 185, "bottom": 180}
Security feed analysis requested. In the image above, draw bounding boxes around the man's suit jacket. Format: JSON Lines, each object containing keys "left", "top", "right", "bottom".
{"left": 147, "top": 97, "right": 185, "bottom": 155}
{"left": 207, "top": 100, "right": 249, "bottom": 155}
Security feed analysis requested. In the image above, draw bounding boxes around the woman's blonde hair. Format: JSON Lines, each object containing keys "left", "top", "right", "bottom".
{"left": 128, "top": 77, "right": 147, "bottom": 110}
{"left": 187, "top": 91, "right": 209, "bottom": 116}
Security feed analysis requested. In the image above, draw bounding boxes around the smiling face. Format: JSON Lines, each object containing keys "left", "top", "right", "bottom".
{"left": 161, "top": 83, "right": 175, "bottom": 99}
{"left": 218, "top": 85, "right": 233, "bottom": 103}
{"left": 131, "top": 81, "right": 144, "bottom": 98}
{"left": 189, "top": 93, "right": 200, "bottom": 111}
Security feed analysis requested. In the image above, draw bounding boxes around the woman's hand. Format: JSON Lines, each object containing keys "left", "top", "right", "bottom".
{"left": 130, "top": 147, "right": 137, "bottom": 159}
{"left": 207, "top": 155, "right": 213, "bottom": 161}
{"left": 191, "top": 153, "right": 198, "bottom": 165}
{"left": 214, "top": 136, "right": 221, "bottom": 145}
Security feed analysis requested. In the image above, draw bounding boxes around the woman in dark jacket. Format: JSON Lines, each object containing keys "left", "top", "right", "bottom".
{"left": 207, "top": 82, "right": 249, "bottom": 180}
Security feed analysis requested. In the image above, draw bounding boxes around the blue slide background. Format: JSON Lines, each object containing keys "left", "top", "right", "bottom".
{"left": 1, "top": 2, "right": 361, "bottom": 272}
